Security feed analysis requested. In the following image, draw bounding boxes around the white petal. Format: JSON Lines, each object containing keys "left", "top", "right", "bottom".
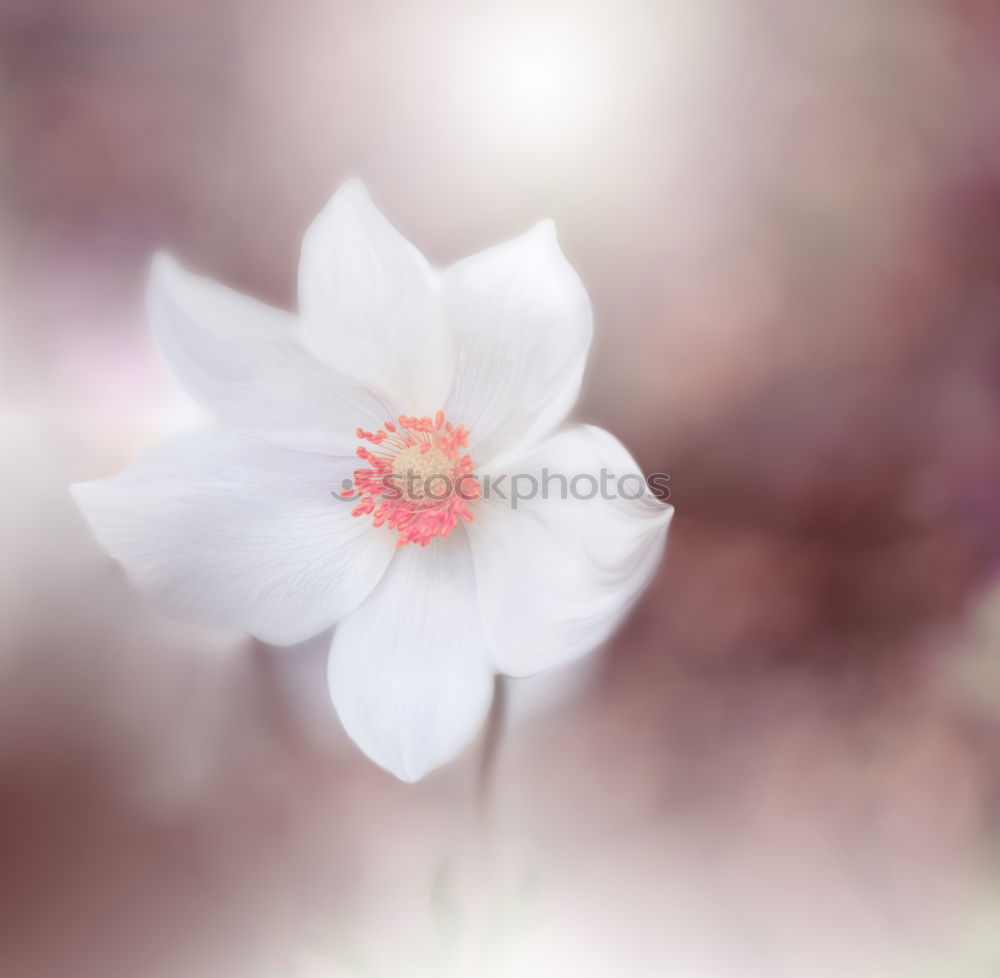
{"left": 150, "top": 253, "right": 391, "bottom": 456}
{"left": 442, "top": 221, "right": 592, "bottom": 467}
{"left": 467, "top": 425, "right": 672, "bottom": 677}
{"left": 298, "top": 180, "right": 451, "bottom": 414}
{"left": 71, "top": 429, "right": 396, "bottom": 646}
{"left": 327, "top": 533, "right": 493, "bottom": 782}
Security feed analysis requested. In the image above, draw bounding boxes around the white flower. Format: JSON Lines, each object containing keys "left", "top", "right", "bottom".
{"left": 72, "top": 181, "right": 673, "bottom": 782}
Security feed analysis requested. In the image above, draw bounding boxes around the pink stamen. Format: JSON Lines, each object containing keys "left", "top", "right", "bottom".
{"left": 344, "top": 412, "right": 480, "bottom": 547}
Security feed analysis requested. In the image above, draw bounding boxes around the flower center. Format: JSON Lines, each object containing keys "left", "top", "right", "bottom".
{"left": 342, "top": 411, "right": 479, "bottom": 547}
{"left": 390, "top": 444, "right": 454, "bottom": 502}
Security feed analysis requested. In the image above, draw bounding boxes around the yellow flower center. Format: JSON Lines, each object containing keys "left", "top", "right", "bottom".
{"left": 344, "top": 413, "right": 479, "bottom": 547}
{"left": 391, "top": 444, "right": 455, "bottom": 503}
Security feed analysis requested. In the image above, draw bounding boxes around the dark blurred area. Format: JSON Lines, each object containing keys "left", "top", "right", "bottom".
{"left": 4, "top": 0, "right": 1000, "bottom": 975}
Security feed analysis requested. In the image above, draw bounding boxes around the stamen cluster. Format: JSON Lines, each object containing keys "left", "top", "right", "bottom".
{"left": 343, "top": 411, "right": 479, "bottom": 546}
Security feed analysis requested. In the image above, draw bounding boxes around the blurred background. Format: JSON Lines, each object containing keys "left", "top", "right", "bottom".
{"left": 4, "top": 0, "right": 1000, "bottom": 975}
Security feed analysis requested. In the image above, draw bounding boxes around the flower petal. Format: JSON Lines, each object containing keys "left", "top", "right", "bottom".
{"left": 71, "top": 429, "right": 396, "bottom": 646}
{"left": 442, "top": 220, "right": 592, "bottom": 467}
{"left": 150, "top": 253, "right": 391, "bottom": 456}
{"left": 467, "top": 425, "right": 672, "bottom": 677}
{"left": 298, "top": 180, "right": 451, "bottom": 414}
{"left": 326, "top": 533, "right": 493, "bottom": 782}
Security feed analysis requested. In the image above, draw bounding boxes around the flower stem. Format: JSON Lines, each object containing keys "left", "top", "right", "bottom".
{"left": 457, "top": 675, "right": 506, "bottom": 976}
{"left": 476, "top": 675, "right": 507, "bottom": 828}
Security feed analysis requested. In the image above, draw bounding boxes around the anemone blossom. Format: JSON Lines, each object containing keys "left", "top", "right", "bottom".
{"left": 72, "top": 181, "right": 673, "bottom": 781}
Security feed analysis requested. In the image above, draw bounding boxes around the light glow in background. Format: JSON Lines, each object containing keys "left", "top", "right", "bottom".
{"left": 4, "top": 0, "right": 1000, "bottom": 976}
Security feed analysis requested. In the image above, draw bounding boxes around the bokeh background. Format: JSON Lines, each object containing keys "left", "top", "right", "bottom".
{"left": 4, "top": 0, "right": 1000, "bottom": 975}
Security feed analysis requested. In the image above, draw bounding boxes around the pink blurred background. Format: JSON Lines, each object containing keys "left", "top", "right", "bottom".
{"left": 5, "top": 0, "right": 1000, "bottom": 975}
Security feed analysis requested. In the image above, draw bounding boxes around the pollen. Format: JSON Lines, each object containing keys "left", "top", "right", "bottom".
{"left": 391, "top": 445, "right": 454, "bottom": 502}
{"left": 343, "top": 413, "right": 479, "bottom": 547}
